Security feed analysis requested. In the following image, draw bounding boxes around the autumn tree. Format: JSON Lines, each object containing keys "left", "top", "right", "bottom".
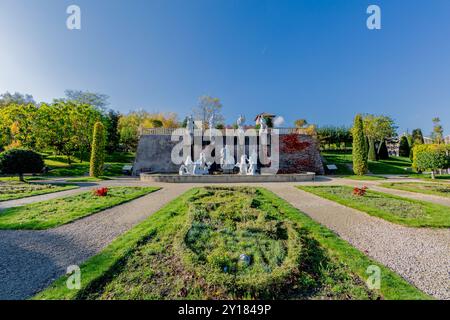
{"left": 118, "top": 111, "right": 179, "bottom": 151}
{"left": 0, "top": 104, "right": 39, "bottom": 149}
{"left": 294, "top": 119, "right": 308, "bottom": 128}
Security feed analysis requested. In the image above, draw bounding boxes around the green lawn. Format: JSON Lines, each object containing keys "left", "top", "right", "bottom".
{"left": 381, "top": 182, "right": 450, "bottom": 198}
{"left": 41, "top": 152, "right": 135, "bottom": 178}
{"left": 410, "top": 173, "right": 450, "bottom": 181}
{"left": 0, "top": 181, "right": 78, "bottom": 202}
{"left": 298, "top": 186, "right": 450, "bottom": 228}
{"left": 342, "top": 175, "right": 386, "bottom": 181}
{"left": 322, "top": 151, "right": 412, "bottom": 176}
{"left": 35, "top": 187, "right": 429, "bottom": 300}
{"left": 321, "top": 152, "right": 354, "bottom": 175}
{"left": 368, "top": 157, "right": 412, "bottom": 175}
{"left": 0, "top": 187, "right": 159, "bottom": 230}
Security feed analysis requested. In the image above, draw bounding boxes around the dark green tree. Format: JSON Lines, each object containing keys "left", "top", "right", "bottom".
{"left": 106, "top": 110, "right": 121, "bottom": 153}
{"left": 410, "top": 128, "right": 424, "bottom": 160}
{"left": 352, "top": 114, "right": 368, "bottom": 175}
{"left": 411, "top": 129, "right": 424, "bottom": 145}
{"left": 399, "top": 136, "right": 410, "bottom": 157}
{"left": 377, "top": 140, "right": 389, "bottom": 160}
{"left": 0, "top": 149, "right": 44, "bottom": 182}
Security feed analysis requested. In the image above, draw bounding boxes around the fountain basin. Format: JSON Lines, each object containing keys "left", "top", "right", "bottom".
{"left": 140, "top": 172, "right": 315, "bottom": 183}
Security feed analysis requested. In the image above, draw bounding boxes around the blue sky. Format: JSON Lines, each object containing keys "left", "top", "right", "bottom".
{"left": 0, "top": 0, "right": 449, "bottom": 135}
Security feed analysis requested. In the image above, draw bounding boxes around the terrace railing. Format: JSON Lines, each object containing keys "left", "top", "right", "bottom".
{"left": 139, "top": 127, "right": 311, "bottom": 136}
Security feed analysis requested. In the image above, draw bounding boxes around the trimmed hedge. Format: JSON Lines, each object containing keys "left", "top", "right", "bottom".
{"left": 412, "top": 144, "right": 450, "bottom": 174}
{"left": 89, "top": 122, "right": 106, "bottom": 177}
{"left": 352, "top": 114, "right": 368, "bottom": 175}
{"left": 399, "top": 136, "right": 410, "bottom": 157}
{"left": 377, "top": 140, "right": 389, "bottom": 160}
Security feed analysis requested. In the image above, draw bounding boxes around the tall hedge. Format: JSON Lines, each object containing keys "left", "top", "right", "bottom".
{"left": 352, "top": 114, "right": 368, "bottom": 175}
{"left": 377, "top": 140, "right": 389, "bottom": 160}
{"left": 89, "top": 122, "right": 106, "bottom": 177}
{"left": 0, "top": 149, "right": 44, "bottom": 182}
{"left": 399, "top": 136, "right": 410, "bottom": 157}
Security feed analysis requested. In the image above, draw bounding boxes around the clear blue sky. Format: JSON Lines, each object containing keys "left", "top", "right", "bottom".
{"left": 1, "top": 0, "right": 449, "bottom": 135}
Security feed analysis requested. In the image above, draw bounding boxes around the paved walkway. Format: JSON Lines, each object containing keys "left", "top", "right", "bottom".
{"left": 0, "top": 184, "right": 190, "bottom": 300}
{"left": 266, "top": 184, "right": 450, "bottom": 300}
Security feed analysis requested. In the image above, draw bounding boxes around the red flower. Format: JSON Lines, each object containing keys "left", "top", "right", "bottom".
{"left": 353, "top": 186, "right": 368, "bottom": 197}
{"left": 93, "top": 187, "right": 108, "bottom": 197}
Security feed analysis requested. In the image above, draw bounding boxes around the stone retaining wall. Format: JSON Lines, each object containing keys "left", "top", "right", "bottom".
{"left": 133, "top": 133, "right": 324, "bottom": 175}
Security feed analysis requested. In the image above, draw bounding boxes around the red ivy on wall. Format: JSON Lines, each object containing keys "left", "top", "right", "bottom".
{"left": 280, "top": 134, "right": 311, "bottom": 153}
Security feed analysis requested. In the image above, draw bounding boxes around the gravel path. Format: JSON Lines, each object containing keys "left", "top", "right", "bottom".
{"left": 0, "top": 184, "right": 190, "bottom": 300}
{"left": 266, "top": 184, "right": 450, "bottom": 300}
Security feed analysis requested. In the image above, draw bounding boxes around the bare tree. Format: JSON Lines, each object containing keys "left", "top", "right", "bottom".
{"left": 192, "top": 95, "right": 225, "bottom": 128}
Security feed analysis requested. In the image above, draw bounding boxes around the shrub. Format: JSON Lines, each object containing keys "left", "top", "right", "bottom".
{"left": 0, "top": 149, "right": 44, "bottom": 182}
{"left": 352, "top": 114, "right": 368, "bottom": 175}
{"left": 399, "top": 136, "right": 410, "bottom": 157}
{"left": 413, "top": 144, "right": 450, "bottom": 178}
{"left": 90, "top": 122, "right": 106, "bottom": 177}
{"left": 377, "top": 140, "right": 389, "bottom": 160}
{"left": 93, "top": 187, "right": 108, "bottom": 197}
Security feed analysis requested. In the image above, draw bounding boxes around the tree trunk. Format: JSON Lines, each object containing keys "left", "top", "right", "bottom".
{"left": 19, "top": 173, "right": 25, "bottom": 183}
{"left": 368, "top": 139, "right": 378, "bottom": 161}
{"left": 67, "top": 155, "right": 72, "bottom": 165}
{"left": 431, "top": 171, "right": 436, "bottom": 179}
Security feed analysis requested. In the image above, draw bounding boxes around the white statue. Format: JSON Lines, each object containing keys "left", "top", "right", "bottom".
{"left": 259, "top": 116, "right": 268, "bottom": 133}
{"left": 236, "top": 154, "right": 248, "bottom": 175}
{"left": 179, "top": 153, "right": 210, "bottom": 176}
{"left": 247, "top": 151, "right": 258, "bottom": 175}
{"left": 237, "top": 115, "right": 245, "bottom": 132}
{"left": 186, "top": 115, "right": 194, "bottom": 135}
{"left": 220, "top": 145, "right": 235, "bottom": 171}
{"left": 179, "top": 165, "right": 187, "bottom": 175}
{"left": 208, "top": 114, "right": 215, "bottom": 140}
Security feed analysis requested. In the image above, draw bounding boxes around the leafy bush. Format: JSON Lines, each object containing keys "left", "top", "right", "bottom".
{"left": 0, "top": 149, "right": 44, "bottom": 181}
{"left": 399, "top": 136, "right": 410, "bottom": 157}
{"left": 352, "top": 114, "right": 368, "bottom": 175}
{"left": 413, "top": 144, "right": 450, "bottom": 178}
{"left": 89, "top": 122, "right": 106, "bottom": 177}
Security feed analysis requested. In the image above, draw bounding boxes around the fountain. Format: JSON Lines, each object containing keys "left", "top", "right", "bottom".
{"left": 179, "top": 153, "right": 211, "bottom": 176}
